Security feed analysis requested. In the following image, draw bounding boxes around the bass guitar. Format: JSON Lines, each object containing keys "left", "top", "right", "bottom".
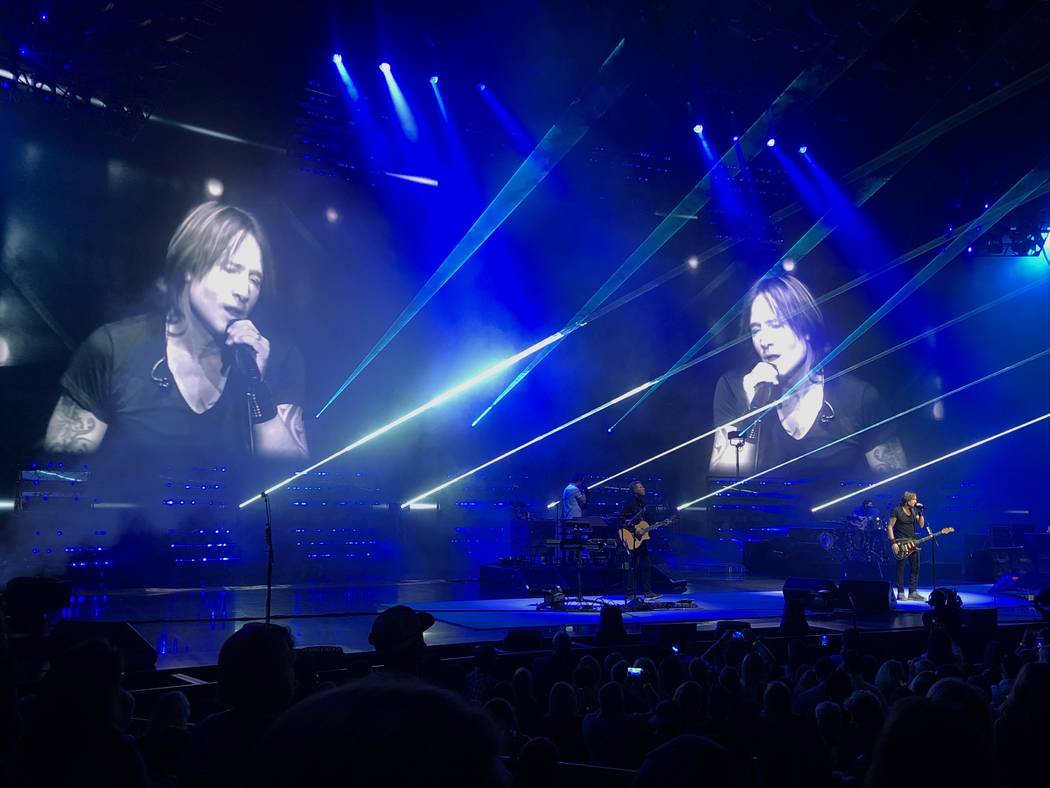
{"left": 891, "top": 527, "right": 955, "bottom": 560}
{"left": 619, "top": 515, "right": 678, "bottom": 552}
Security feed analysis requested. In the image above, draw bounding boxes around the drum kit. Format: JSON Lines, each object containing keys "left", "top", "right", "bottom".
{"left": 823, "top": 512, "right": 894, "bottom": 566}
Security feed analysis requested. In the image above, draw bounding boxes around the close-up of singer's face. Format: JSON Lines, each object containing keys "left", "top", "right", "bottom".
{"left": 184, "top": 232, "right": 264, "bottom": 337}
{"left": 749, "top": 292, "right": 810, "bottom": 381}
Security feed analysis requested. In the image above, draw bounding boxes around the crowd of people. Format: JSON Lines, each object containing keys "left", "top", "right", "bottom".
{"left": 1, "top": 601, "right": 1049, "bottom": 787}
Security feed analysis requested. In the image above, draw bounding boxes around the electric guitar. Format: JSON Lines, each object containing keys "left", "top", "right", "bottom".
{"left": 619, "top": 515, "right": 678, "bottom": 552}
{"left": 891, "top": 527, "right": 955, "bottom": 560}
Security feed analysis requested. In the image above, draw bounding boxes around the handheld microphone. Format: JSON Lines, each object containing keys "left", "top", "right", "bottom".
{"left": 751, "top": 381, "right": 777, "bottom": 409}
{"left": 226, "top": 320, "right": 261, "bottom": 381}
{"left": 233, "top": 345, "right": 262, "bottom": 381}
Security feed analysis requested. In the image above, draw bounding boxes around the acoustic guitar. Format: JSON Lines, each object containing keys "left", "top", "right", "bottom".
{"left": 619, "top": 515, "right": 678, "bottom": 552}
{"left": 891, "top": 527, "right": 955, "bottom": 560}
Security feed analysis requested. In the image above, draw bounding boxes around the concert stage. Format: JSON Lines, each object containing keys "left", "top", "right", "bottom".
{"left": 56, "top": 576, "right": 1043, "bottom": 670}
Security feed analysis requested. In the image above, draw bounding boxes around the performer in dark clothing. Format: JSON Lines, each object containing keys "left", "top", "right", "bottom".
{"left": 43, "top": 202, "right": 308, "bottom": 465}
{"left": 709, "top": 275, "right": 905, "bottom": 478}
{"left": 620, "top": 481, "right": 654, "bottom": 600}
{"left": 888, "top": 490, "right": 926, "bottom": 601}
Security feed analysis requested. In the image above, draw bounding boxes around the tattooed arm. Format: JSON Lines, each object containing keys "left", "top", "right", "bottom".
{"left": 43, "top": 394, "right": 108, "bottom": 453}
{"left": 253, "top": 403, "right": 309, "bottom": 460}
{"left": 865, "top": 437, "right": 906, "bottom": 474}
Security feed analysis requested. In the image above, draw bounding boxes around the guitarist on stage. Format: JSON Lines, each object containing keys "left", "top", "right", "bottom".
{"left": 621, "top": 481, "right": 656, "bottom": 600}
{"left": 888, "top": 491, "right": 926, "bottom": 601}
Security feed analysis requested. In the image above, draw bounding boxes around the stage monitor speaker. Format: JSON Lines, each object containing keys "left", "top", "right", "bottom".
{"left": 839, "top": 579, "right": 894, "bottom": 614}
{"left": 782, "top": 577, "right": 838, "bottom": 612}
{"left": 50, "top": 620, "right": 157, "bottom": 672}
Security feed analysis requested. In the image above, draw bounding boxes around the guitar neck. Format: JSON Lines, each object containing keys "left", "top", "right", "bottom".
{"left": 910, "top": 530, "right": 947, "bottom": 546}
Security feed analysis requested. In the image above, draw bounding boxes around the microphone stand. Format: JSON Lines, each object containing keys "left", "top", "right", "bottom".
{"left": 262, "top": 491, "right": 274, "bottom": 625}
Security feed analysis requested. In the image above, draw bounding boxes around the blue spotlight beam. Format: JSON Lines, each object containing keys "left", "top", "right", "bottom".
{"left": 610, "top": 56, "right": 1050, "bottom": 431}
{"left": 678, "top": 347, "right": 1050, "bottom": 509}
{"left": 240, "top": 332, "right": 564, "bottom": 508}
{"left": 380, "top": 65, "right": 418, "bottom": 141}
{"left": 315, "top": 38, "right": 635, "bottom": 418}
{"left": 811, "top": 411, "right": 1050, "bottom": 514}
{"left": 431, "top": 78, "right": 448, "bottom": 123}
{"left": 405, "top": 266, "right": 1047, "bottom": 510}
{"left": 470, "top": 2, "right": 914, "bottom": 425}
{"left": 735, "top": 153, "right": 1050, "bottom": 440}
{"left": 333, "top": 57, "right": 359, "bottom": 101}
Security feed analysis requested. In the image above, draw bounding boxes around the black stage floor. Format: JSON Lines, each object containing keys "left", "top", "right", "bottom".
{"left": 54, "top": 575, "right": 1042, "bottom": 669}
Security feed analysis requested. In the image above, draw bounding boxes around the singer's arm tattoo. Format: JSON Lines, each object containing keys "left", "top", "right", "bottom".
{"left": 253, "top": 403, "right": 309, "bottom": 459}
{"left": 43, "top": 394, "right": 108, "bottom": 453}
{"left": 711, "top": 428, "right": 729, "bottom": 462}
{"left": 866, "top": 438, "right": 906, "bottom": 473}
{"left": 278, "top": 403, "right": 309, "bottom": 456}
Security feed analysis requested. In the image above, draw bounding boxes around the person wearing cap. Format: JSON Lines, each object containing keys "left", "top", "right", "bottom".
{"left": 368, "top": 605, "right": 436, "bottom": 674}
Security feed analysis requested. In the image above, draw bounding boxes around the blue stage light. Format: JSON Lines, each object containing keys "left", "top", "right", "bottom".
{"left": 732, "top": 135, "right": 739, "bottom": 142}
{"left": 693, "top": 124, "right": 703, "bottom": 135}
{"left": 477, "top": 82, "right": 487, "bottom": 92}
{"left": 379, "top": 62, "right": 391, "bottom": 73}
{"left": 430, "top": 75, "right": 439, "bottom": 85}
{"left": 798, "top": 145, "right": 808, "bottom": 154}
{"left": 332, "top": 53, "right": 342, "bottom": 64}
{"left": 766, "top": 137, "right": 776, "bottom": 147}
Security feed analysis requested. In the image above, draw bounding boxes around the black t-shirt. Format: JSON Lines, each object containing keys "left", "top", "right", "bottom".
{"left": 621, "top": 495, "right": 647, "bottom": 525}
{"left": 712, "top": 370, "right": 894, "bottom": 476}
{"left": 890, "top": 506, "right": 919, "bottom": 540}
{"left": 59, "top": 314, "right": 305, "bottom": 464}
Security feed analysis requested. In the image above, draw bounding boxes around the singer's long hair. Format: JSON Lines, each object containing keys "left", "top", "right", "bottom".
{"left": 743, "top": 274, "right": 826, "bottom": 352}
{"left": 161, "top": 202, "right": 273, "bottom": 321}
{"left": 900, "top": 491, "right": 918, "bottom": 507}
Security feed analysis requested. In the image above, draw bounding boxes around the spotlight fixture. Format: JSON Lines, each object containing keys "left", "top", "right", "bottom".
{"left": 379, "top": 62, "right": 391, "bottom": 73}
{"left": 331, "top": 53, "right": 342, "bottom": 64}
{"left": 204, "top": 177, "right": 224, "bottom": 198}
{"left": 430, "top": 75, "right": 439, "bottom": 85}
{"left": 477, "top": 82, "right": 487, "bottom": 92}
{"left": 766, "top": 138, "right": 776, "bottom": 147}
{"left": 732, "top": 135, "right": 739, "bottom": 142}
{"left": 687, "top": 256, "right": 700, "bottom": 269}
{"left": 692, "top": 124, "right": 703, "bottom": 135}
{"left": 798, "top": 145, "right": 808, "bottom": 154}
{"left": 782, "top": 258, "right": 797, "bottom": 272}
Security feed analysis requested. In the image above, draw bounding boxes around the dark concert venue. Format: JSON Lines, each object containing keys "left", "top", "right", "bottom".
{"left": 2, "top": 1, "right": 1050, "bottom": 785}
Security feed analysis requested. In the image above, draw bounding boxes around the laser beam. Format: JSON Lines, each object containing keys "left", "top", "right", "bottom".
{"left": 733, "top": 154, "right": 1050, "bottom": 441}
{"left": 536, "top": 274, "right": 1048, "bottom": 509}
{"left": 811, "top": 411, "right": 1050, "bottom": 513}
{"left": 239, "top": 332, "right": 563, "bottom": 508}
{"left": 314, "top": 38, "right": 635, "bottom": 418}
{"left": 470, "top": 3, "right": 911, "bottom": 425}
{"left": 409, "top": 269, "right": 1048, "bottom": 511}
{"left": 677, "top": 348, "right": 1050, "bottom": 509}
{"left": 609, "top": 58, "right": 1050, "bottom": 431}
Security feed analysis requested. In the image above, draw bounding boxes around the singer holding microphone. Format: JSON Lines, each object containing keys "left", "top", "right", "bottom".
{"left": 43, "top": 202, "right": 308, "bottom": 463}
{"left": 887, "top": 491, "right": 925, "bottom": 601}
{"left": 709, "top": 274, "right": 905, "bottom": 478}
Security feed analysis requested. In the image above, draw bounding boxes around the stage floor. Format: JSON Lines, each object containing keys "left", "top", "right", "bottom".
{"left": 61, "top": 577, "right": 1041, "bottom": 669}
